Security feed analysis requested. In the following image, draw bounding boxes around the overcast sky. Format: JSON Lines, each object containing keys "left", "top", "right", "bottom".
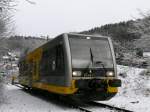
{"left": 14, "top": 0, "right": 150, "bottom": 37}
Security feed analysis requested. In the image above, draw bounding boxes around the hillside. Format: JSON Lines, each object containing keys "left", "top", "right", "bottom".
{"left": 0, "top": 36, "right": 47, "bottom": 57}
{"left": 134, "top": 37, "right": 150, "bottom": 52}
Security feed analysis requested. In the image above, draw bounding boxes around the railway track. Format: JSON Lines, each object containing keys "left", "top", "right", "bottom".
{"left": 70, "top": 101, "right": 133, "bottom": 112}
{"left": 13, "top": 83, "right": 24, "bottom": 88}
{"left": 88, "top": 101, "right": 133, "bottom": 112}
{"left": 72, "top": 105, "right": 92, "bottom": 112}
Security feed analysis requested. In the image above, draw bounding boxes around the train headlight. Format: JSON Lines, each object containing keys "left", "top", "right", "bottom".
{"left": 72, "top": 71, "right": 82, "bottom": 77}
{"left": 106, "top": 71, "right": 114, "bottom": 77}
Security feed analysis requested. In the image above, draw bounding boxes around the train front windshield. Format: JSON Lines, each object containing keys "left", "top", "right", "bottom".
{"left": 69, "top": 35, "right": 114, "bottom": 69}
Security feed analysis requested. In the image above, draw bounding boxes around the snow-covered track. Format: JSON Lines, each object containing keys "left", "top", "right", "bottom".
{"left": 13, "top": 83, "right": 33, "bottom": 91}
{"left": 13, "top": 84, "right": 133, "bottom": 112}
{"left": 72, "top": 105, "right": 92, "bottom": 112}
{"left": 66, "top": 101, "right": 133, "bottom": 112}
{"left": 14, "top": 83, "right": 24, "bottom": 89}
{"left": 88, "top": 101, "right": 133, "bottom": 112}
{"left": 63, "top": 98, "right": 133, "bottom": 112}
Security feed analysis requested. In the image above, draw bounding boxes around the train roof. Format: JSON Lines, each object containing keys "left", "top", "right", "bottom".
{"left": 67, "top": 33, "right": 110, "bottom": 39}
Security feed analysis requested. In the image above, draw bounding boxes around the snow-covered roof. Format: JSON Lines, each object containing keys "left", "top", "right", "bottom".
{"left": 2, "top": 56, "right": 9, "bottom": 59}
{"left": 8, "top": 52, "right": 16, "bottom": 57}
{"left": 143, "top": 52, "right": 150, "bottom": 57}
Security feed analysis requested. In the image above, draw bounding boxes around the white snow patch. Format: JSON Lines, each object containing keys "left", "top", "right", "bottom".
{"left": 143, "top": 52, "right": 150, "bottom": 57}
{"left": 100, "top": 65, "right": 150, "bottom": 112}
{"left": 2, "top": 56, "right": 9, "bottom": 59}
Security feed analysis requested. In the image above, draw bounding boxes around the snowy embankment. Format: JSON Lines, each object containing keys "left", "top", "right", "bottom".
{"left": 101, "top": 65, "right": 150, "bottom": 112}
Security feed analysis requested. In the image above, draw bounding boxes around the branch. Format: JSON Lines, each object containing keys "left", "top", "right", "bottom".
{"left": 25, "top": 0, "right": 36, "bottom": 5}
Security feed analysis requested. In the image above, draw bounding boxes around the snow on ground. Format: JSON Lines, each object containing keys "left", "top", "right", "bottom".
{"left": 143, "top": 52, "right": 150, "bottom": 57}
{"left": 0, "top": 84, "right": 111, "bottom": 112}
{"left": 101, "top": 65, "right": 150, "bottom": 112}
{"left": 0, "top": 84, "right": 78, "bottom": 112}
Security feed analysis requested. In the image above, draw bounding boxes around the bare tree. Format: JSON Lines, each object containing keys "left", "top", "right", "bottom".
{"left": 0, "top": 0, "right": 16, "bottom": 40}
{"left": 0, "top": 0, "right": 16, "bottom": 104}
{"left": 25, "top": 0, "right": 36, "bottom": 5}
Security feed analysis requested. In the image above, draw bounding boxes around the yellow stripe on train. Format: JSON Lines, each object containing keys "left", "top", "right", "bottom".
{"left": 32, "top": 80, "right": 78, "bottom": 94}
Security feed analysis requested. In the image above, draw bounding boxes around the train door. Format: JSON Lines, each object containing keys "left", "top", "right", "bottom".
{"left": 27, "top": 61, "right": 37, "bottom": 87}
{"left": 32, "top": 61, "right": 39, "bottom": 81}
{"left": 28, "top": 61, "right": 33, "bottom": 87}
{"left": 32, "top": 61, "right": 37, "bottom": 82}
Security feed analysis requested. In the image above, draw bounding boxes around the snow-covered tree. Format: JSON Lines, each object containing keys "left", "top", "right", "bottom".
{"left": 0, "top": 0, "right": 15, "bottom": 40}
{"left": 131, "top": 10, "right": 150, "bottom": 39}
{"left": 129, "top": 10, "right": 150, "bottom": 52}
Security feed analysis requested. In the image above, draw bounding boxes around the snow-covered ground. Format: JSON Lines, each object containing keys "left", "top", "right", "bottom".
{"left": 0, "top": 84, "right": 111, "bottom": 112}
{"left": 101, "top": 65, "right": 150, "bottom": 112}
{"left": 143, "top": 52, "right": 150, "bottom": 58}
{"left": 0, "top": 65, "right": 150, "bottom": 112}
{"left": 0, "top": 84, "right": 78, "bottom": 112}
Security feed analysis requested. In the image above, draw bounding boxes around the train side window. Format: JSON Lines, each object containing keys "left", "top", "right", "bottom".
{"left": 40, "top": 47, "right": 56, "bottom": 75}
{"left": 40, "top": 44, "right": 64, "bottom": 76}
{"left": 56, "top": 44, "right": 65, "bottom": 72}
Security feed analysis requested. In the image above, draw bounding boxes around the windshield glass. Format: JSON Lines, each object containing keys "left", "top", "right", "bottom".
{"left": 69, "top": 35, "right": 114, "bottom": 68}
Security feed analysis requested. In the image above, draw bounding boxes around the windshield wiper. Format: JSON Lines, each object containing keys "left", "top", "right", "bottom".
{"left": 90, "top": 48, "right": 94, "bottom": 65}
{"left": 89, "top": 48, "right": 106, "bottom": 71}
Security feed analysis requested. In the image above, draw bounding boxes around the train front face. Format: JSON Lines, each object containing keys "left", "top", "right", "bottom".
{"left": 68, "top": 34, "right": 121, "bottom": 101}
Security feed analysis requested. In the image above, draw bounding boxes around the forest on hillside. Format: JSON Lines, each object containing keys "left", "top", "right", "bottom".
{"left": 81, "top": 14, "right": 150, "bottom": 53}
